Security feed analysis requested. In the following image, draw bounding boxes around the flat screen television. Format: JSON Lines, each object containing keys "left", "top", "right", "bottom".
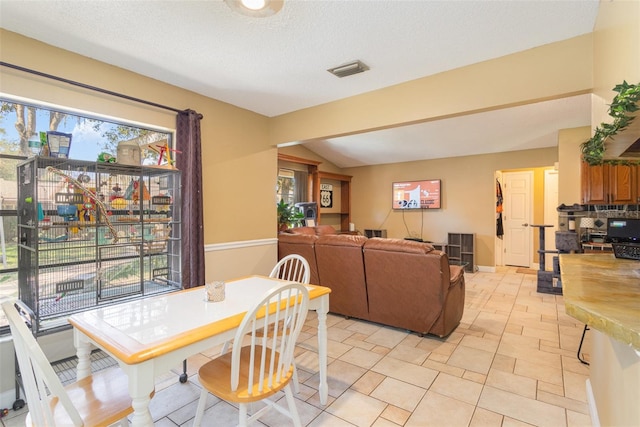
{"left": 392, "top": 179, "right": 441, "bottom": 209}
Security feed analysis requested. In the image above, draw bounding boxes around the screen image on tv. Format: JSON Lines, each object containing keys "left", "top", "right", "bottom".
{"left": 392, "top": 179, "right": 441, "bottom": 209}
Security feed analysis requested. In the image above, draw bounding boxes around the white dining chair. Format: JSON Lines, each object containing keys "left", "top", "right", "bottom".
{"left": 269, "top": 254, "right": 310, "bottom": 392}
{"left": 220, "top": 254, "right": 310, "bottom": 392}
{"left": 269, "top": 254, "right": 310, "bottom": 284}
{"left": 193, "top": 282, "right": 310, "bottom": 427}
{"left": 2, "top": 300, "right": 149, "bottom": 427}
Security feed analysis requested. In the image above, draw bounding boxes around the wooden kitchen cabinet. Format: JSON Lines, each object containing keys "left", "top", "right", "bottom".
{"left": 582, "top": 162, "right": 637, "bottom": 204}
{"left": 610, "top": 163, "right": 637, "bottom": 203}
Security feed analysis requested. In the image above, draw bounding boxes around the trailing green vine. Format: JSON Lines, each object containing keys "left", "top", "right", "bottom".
{"left": 581, "top": 81, "right": 640, "bottom": 165}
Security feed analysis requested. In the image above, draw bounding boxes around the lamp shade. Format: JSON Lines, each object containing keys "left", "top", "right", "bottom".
{"left": 580, "top": 217, "right": 596, "bottom": 229}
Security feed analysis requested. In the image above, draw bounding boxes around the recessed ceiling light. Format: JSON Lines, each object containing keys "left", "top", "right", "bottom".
{"left": 225, "top": 0, "right": 283, "bottom": 17}
{"left": 242, "top": 0, "right": 266, "bottom": 10}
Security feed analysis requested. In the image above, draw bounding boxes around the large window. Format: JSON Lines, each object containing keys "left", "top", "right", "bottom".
{"left": 277, "top": 168, "right": 295, "bottom": 205}
{"left": 0, "top": 98, "right": 173, "bottom": 333}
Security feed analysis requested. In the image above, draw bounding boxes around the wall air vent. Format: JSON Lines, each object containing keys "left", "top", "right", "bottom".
{"left": 327, "top": 60, "right": 369, "bottom": 78}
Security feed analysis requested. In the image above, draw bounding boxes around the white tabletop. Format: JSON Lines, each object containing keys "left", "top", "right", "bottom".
{"left": 69, "top": 275, "right": 329, "bottom": 364}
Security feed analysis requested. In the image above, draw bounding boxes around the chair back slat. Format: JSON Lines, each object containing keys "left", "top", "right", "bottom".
{"left": 270, "top": 254, "right": 310, "bottom": 284}
{"left": 229, "top": 283, "right": 309, "bottom": 396}
{"left": 2, "top": 301, "right": 84, "bottom": 427}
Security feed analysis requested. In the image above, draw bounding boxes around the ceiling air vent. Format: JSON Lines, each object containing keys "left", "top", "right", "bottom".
{"left": 327, "top": 60, "right": 369, "bottom": 78}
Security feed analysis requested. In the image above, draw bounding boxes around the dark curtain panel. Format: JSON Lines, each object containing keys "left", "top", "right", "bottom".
{"left": 176, "top": 110, "right": 205, "bottom": 288}
{"left": 294, "top": 170, "right": 308, "bottom": 203}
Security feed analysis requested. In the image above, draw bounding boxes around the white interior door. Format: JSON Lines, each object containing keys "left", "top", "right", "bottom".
{"left": 504, "top": 171, "right": 532, "bottom": 267}
{"left": 543, "top": 170, "right": 559, "bottom": 271}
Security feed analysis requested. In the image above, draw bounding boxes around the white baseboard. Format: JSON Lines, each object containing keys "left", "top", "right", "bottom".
{"left": 585, "top": 379, "right": 600, "bottom": 427}
{"left": 0, "top": 388, "right": 17, "bottom": 414}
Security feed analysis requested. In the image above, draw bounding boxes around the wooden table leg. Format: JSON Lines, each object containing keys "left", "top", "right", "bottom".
{"left": 73, "top": 330, "right": 92, "bottom": 380}
{"left": 126, "top": 362, "right": 155, "bottom": 427}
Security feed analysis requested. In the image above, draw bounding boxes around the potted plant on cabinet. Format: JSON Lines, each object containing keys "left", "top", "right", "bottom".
{"left": 277, "top": 199, "right": 304, "bottom": 232}
{"left": 582, "top": 81, "right": 640, "bottom": 165}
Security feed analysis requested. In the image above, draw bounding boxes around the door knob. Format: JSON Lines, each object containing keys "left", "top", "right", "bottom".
{"left": 522, "top": 223, "right": 529, "bottom": 227}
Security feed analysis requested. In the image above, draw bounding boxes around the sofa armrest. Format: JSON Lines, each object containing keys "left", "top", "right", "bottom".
{"left": 449, "top": 265, "right": 464, "bottom": 286}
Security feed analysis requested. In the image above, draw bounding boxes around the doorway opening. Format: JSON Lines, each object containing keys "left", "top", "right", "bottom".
{"left": 495, "top": 166, "right": 558, "bottom": 269}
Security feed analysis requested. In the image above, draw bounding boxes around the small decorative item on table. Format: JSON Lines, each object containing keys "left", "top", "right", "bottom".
{"left": 205, "top": 281, "right": 225, "bottom": 302}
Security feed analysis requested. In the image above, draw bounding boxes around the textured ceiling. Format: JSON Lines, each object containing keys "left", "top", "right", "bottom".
{"left": 0, "top": 0, "right": 600, "bottom": 167}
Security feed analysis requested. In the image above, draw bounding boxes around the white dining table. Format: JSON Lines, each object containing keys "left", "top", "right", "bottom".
{"left": 68, "top": 275, "right": 331, "bottom": 426}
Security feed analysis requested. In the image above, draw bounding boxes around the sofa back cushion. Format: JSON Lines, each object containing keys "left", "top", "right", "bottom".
{"left": 315, "top": 234, "right": 369, "bottom": 319}
{"left": 314, "top": 225, "right": 338, "bottom": 235}
{"left": 277, "top": 233, "right": 320, "bottom": 285}
{"left": 284, "top": 225, "right": 338, "bottom": 236}
{"left": 283, "top": 226, "right": 316, "bottom": 235}
{"left": 363, "top": 238, "right": 451, "bottom": 334}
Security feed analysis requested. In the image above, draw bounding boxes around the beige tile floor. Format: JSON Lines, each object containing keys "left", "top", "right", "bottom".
{"left": 1, "top": 266, "right": 592, "bottom": 427}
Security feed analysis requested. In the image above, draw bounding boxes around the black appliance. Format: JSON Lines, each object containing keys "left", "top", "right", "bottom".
{"left": 607, "top": 218, "right": 640, "bottom": 243}
{"left": 607, "top": 218, "right": 640, "bottom": 260}
{"left": 295, "top": 202, "right": 317, "bottom": 221}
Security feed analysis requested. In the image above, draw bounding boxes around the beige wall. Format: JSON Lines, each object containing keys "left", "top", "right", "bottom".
{"left": 344, "top": 148, "right": 557, "bottom": 269}
{"left": 592, "top": 0, "right": 640, "bottom": 123}
{"left": 558, "top": 126, "right": 591, "bottom": 204}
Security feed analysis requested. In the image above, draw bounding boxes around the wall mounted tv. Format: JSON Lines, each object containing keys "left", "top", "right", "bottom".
{"left": 392, "top": 179, "right": 441, "bottom": 210}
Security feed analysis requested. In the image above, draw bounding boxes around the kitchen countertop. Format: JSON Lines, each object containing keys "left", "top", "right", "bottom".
{"left": 559, "top": 253, "right": 640, "bottom": 350}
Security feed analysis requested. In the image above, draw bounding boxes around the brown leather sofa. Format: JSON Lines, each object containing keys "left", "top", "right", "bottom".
{"left": 277, "top": 231, "right": 465, "bottom": 337}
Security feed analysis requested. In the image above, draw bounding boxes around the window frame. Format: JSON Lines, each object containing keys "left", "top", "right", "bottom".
{"left": 0, "top": 96, "right": 177, "bottom": 335}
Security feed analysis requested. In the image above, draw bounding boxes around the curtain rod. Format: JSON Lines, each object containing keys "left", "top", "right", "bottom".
{"left": 1, "top": 61, "right": 184, "bottom": 114}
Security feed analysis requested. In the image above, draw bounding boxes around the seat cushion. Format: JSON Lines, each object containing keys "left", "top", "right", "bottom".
{"left": 198, "top": 346, "right": 293, "bottom": 403}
